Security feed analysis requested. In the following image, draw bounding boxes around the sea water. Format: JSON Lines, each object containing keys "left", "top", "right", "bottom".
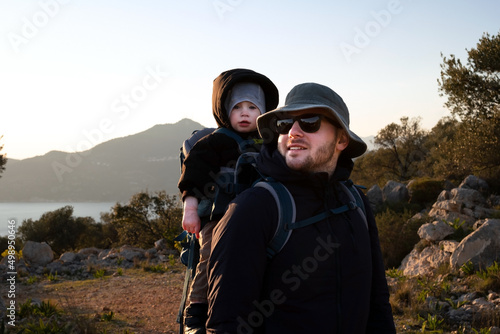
{"left": 0, "top": 202, "right": 116, "bottom": 236}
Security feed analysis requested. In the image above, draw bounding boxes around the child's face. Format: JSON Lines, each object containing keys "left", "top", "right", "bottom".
{"left": 229, "top": 101, "right": 261, "bottom": 133}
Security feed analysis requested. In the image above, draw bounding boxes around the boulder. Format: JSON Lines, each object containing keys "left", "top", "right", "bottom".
{"left": 145, "top": 248, "right": 158, "bottom": 259}
{"left": 436, "top": 190, "right": 450, "bottom": 202}
{"left": 119, "top": 245, "right": 145, "bottom": 262}
{"left": 78, "top": 247, "right": 102, "bottom": 258}
{"left": 428, "top": 186, "right": 490, "bottom": 228}
{"left": 98, "top": 249, "right": 111, "bottom": 260}
{"left": 439, "top": 240, "right": 459, "bottom": 253}
{"left": 450, "top": 219, "right": 500, "bottom": 270}
{"left": 102, "top": 248, "right": 119, "bottom": 260}
{"left": 489, "top": 194, "right": 500, "bottom": 207}
{"left": 451, "top": 188, "right": 487, "bottom": 207}
{"left": 59, "top": 252, "right": 80, "bottom": 263}
{"left": 382, "top": 181, "right": 409, "bottom": 204}
{"left": 46, "top": 260, "right": 63, "bottom": 275}
{"left": 459, "top": 175, "right": 489, "bottom": 192}
{"left": 418, "top": 220, "right": 455, "bottom": 242}
{"left": 399, "top": 244, "right": 450, "bottom": 277}
{"left": 22, "top": 241, "right": 54, "bottom": 267}
{"left": 154, "top": 238, "right": 167, "bottom": 251}
{"left": 366, "top": 184, "right": 383, "bottom": 211}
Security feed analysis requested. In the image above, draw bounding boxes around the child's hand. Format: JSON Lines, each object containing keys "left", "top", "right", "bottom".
{"left": 182, "top": 210, "right": 201, "bottom": 239}
{"left": 182, "top": 196, "right": 201, "bottom": 238}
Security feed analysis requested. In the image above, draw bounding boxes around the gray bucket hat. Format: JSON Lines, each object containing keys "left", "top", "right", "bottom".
{"left": 257, "top": 82, "right": 367, "bottom": 158}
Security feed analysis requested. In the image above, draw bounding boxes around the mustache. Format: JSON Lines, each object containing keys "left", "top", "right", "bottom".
{"left": 287, "top": 139, "right": 307, "bottom": 146}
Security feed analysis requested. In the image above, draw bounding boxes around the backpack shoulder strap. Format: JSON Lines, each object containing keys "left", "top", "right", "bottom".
{"left": 215, "top": 127, "right": 263, "bottom": 153}
{"left": 180, "top": 127, "right": 216, "bottom": 173}
{"left": 214, "top": 127, "right": 243, "bottom": 144}
{"left": 340, "top": 180, "right": 368, "bottom": 229}
{"left": 254, "top": 180, "right": 296, "bottom": 259}
{"left": 255, "top": 179, "right": 368, "bottom": 261}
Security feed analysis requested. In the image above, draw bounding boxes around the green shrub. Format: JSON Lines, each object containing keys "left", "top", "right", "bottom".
{"left": 376, "top": 208, "right": 425, "bottom": 269}
{"left": 142, "top": 262, "right": 167, "bottom": 273}
{"left": 474, "top": 262, "right": 500, "bottom": 293}
{"left": 100, "top": 311, "right": 114, "bottom": 322}
{"left": 408, "top": 177, "right": 446, "bottom": 205}
{"left": 461, "top": 261, "right": 476, "bottom": 276}
{"left": 444, "top": 218, "right": 472, "bottom": 242}
{"left": 418, "top": 313, "right": 444, "bottom": 333}
{"left": 93, "top": 269, "right": 106, "bottom": 279}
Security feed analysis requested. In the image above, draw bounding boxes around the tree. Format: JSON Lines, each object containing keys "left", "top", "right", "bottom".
{"left": 104, "top": 191, "right": 183, "bottom": 249}
{"left": 18, "top": 206, "right": 88, "bottom": 254}
{"left": 18, "top": 206, "right": 118, "bottom": 254}
{"left": 420, "top": 116, "right": 461, "bottom": 179}
{"left": 351, "top": 150, "right": 392, "bottom": 188}
{"left": 437, "top": 31, "right": 500, "bottom": 182}
{"left": 373, "top": 117, "right": 428, "bottom": 181}
{"left": 438, "top": 31, "right": 500, "bottom": 121}
{"left": 0, "top": 135, "right": 6, "bottom": 178}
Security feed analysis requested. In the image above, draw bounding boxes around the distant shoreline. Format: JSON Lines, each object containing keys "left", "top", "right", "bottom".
{"left": 0, "top": 202, "right": 116, "bottom": 237}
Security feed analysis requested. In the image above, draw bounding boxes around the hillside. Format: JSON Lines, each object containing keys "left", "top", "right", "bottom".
{"left": 0, "top": 119, "right": 203, "bottom": 202}
{"left": 0, "top": 120, "right": 375, "bottom": 203}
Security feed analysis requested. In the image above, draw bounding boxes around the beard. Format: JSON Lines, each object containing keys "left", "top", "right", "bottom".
{"left": 282, "top": 137, "right": 339, "bottom": 174}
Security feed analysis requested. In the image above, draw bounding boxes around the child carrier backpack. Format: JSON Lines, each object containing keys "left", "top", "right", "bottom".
{"left": 175, "top": 128, "right": 367, "bottom": 333}
{"left": 175, "top": 127, "right": 262, "bottom": 333}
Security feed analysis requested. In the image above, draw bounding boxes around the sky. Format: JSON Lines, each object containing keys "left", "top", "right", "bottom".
{"left": 1, "top": 0, "right": 499, "bottom": 160}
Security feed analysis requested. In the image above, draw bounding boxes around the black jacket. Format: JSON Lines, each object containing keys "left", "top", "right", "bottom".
{"left": 177, "top": 68, "right": 279, "bottom": 202}
{"left": 207, "top": 145, "right": 396, "bottom": 333}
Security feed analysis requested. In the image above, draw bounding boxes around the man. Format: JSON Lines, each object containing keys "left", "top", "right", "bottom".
{"left": 207, "top": 83, "right": 396, "bottom": 333}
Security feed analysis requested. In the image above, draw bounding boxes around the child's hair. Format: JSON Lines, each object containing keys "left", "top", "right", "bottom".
{"left": 224, "top": 82, "right": 266, "bottom": 117}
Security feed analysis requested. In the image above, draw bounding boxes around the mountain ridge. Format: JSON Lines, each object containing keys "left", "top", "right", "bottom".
{"left": 0, "top": 119, "right": 375, "bottom": 202}
{"left": 0, "top": 119, "right": 203, "bottom": 202}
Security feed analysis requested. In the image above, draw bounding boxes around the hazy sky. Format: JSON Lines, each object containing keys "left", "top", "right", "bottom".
{"left": 1, "top": 0, "right": 499, "bottom": 160}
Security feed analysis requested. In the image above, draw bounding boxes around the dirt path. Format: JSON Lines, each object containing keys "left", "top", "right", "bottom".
{"left": 17, "top": 267, "right": 187, "bottom": 333}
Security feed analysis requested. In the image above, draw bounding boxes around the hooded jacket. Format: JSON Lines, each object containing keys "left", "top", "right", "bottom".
{"left": 178, "top": 69, "right": 279, "bottom": 205}
{"left": 206, "top": 144, "right": 396, "bottom": 333}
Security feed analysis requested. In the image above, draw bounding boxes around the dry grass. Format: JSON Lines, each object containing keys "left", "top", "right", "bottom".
{"left": 15, "top": 263, "right": 186, "bottom": 333}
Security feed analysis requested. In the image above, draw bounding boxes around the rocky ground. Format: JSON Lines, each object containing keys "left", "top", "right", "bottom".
{"left": 13, "top": 264, "right": 186, "bottom": 333}
{"left": 4, "top": 252, "right": 500, "bottom": 333}
{"left": 3, "top": 175, "right": 499, "bottom": 333}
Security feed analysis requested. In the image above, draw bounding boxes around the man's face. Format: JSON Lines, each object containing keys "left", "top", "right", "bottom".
{"left": 277, "top": 108, "right": 348, "bottom": 175}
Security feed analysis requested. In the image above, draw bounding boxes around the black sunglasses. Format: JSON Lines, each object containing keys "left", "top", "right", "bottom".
{"left": 275, "top": 114, "right": 337, "bottom": 135}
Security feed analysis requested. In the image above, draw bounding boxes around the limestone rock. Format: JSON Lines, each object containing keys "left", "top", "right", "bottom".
{"left": 366, "top": 184, "right": 383, "bottom": 210}
{"left": 459, "top": 175, "right": 489, "bottom": 192}
{"left": 439, "top": 240, "right": 459, "bottom": 253}
{"left": 154, "top": 238, "right": 167, "bottom": 251}
{"left": 418, "top": 220, "right": 454, "bottom": 242}
{"left": 450, "top": 219, "right": 500, "bottom": 270}
{"left": 382, "top": 181, "right": 409, "bottom": 204}
{"left": 59, "top": 252, "right": 80, "bottom": 263}
{"left": 399, "top": 244, "right": 450, "bottom": 277}
{"left": 119, "top": 245, "right": 145, "bottom": 262}
{"left": 22, "top": 241, "right": 54, "bottom": 267}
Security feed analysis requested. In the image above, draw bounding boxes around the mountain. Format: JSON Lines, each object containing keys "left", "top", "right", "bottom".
{"left": 0, "top": 119, "right": 203, "bottom": 202}
{"left": 0, "top": 119, "right": 376, "bottom": 202}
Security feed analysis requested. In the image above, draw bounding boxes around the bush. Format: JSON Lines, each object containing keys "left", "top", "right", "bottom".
{"left": 18, "top": 206, "right": 87, "bottom": 255}
{"left": 408, "top": 177, "right": 446, "bottom": 205}
{"left": 376, "top": 207, "right": 426, "bottom": 269}
{"left": 103, "top": 190, "right": 183, "bottom": 249}
{"left": 17, "top": 206, "right": 118, "bottom": 255}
